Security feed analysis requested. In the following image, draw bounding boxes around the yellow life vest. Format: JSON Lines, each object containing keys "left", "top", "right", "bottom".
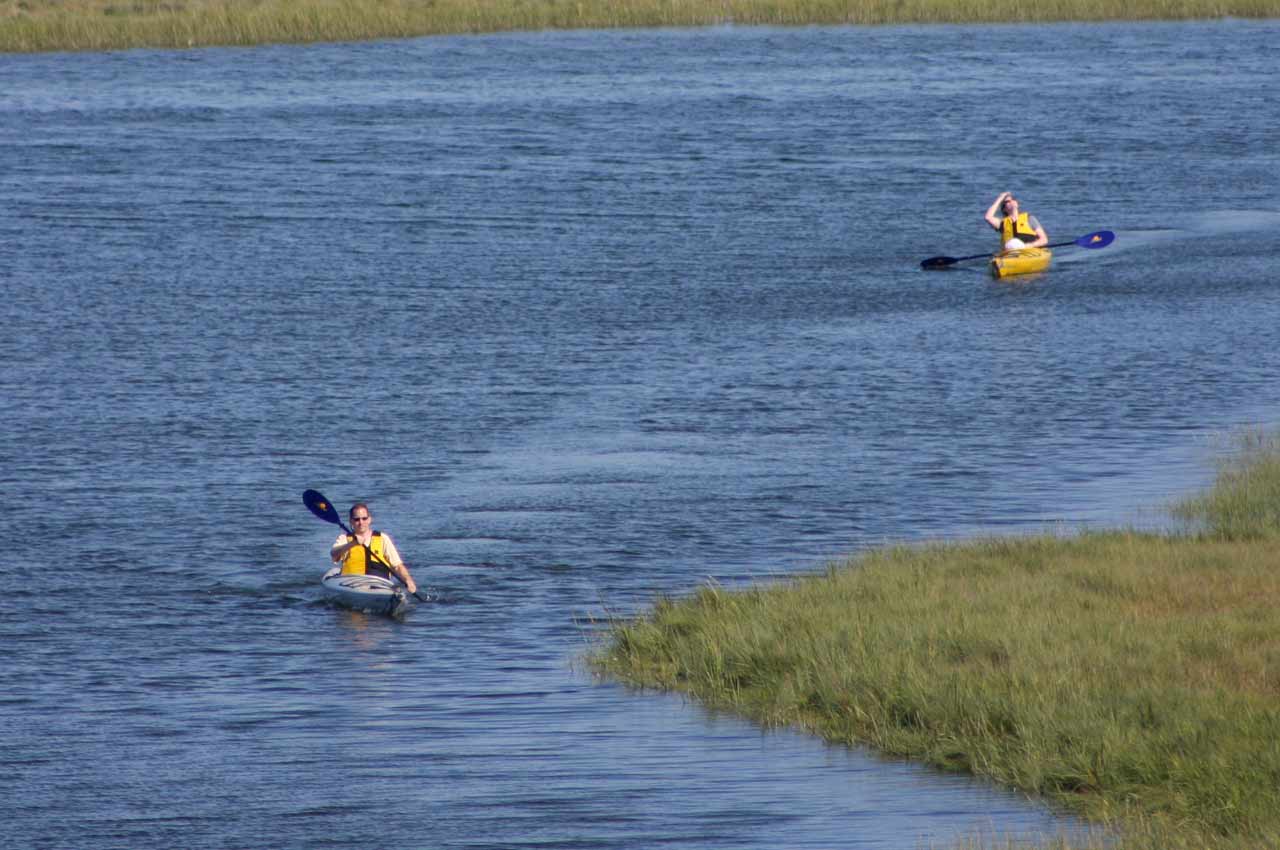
{"left": 341, "top": 531, "right": 391, "bottom": 579}
{"left": 1001, "top": 212, "right": 1039, "bottom": 244}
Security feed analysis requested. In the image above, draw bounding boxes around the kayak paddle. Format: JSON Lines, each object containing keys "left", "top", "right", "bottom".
{"left": 920, "top": 229, "right": 1115, "bottom": 270}
{"left": 302, "top": 488, "right": 428, "bottom": 602}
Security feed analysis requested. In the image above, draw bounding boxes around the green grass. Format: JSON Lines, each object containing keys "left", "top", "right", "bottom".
{"left": 591, "top": 431, "right": 1280, "bottom": 850}
{"left": 1175, "top": 429, "right": 1280, "bottom": 541}
{"left": 3, "top": 0, "right": 1279, "bottom": 53}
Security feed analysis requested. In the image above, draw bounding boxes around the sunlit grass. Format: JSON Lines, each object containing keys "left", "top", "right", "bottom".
{"left": 592, "top": 430, "right": 1280, "bottom": 849}
{"left": 2, "top": 0, "right": 1279, "bottom": 52}
{"left": 1175, "top": 428, "right": 1280, "bottom": 540}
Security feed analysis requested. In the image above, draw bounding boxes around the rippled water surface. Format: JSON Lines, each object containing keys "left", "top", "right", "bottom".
{"left": 3, "top": 20, "right": 1279, "bottom": 850}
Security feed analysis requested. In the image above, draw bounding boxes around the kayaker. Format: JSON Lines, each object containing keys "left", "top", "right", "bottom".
{"left": 329, "top": 503, "right": 418, "bottom": 595}
{"left": 985, "top": 191, "right": 1049, "bottom": 251}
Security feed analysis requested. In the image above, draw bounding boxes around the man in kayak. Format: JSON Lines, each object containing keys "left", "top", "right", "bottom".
{"left": 985, "top": 191, "right": 1049, "bottom": 251}
{"left": 330, "top": 502, "right": 419, "bottom": 595}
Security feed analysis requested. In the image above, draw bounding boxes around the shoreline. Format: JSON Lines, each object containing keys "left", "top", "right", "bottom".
{"left": 3, "top": 0, "right": 1279, "bottom": 54}
{"left": 591, "top": 431, "right": 1280, "bottom": 850}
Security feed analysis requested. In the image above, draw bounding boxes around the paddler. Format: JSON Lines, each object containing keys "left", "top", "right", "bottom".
{"left": 985, "top": 191, "right": 1049, "bottom": 251}
{"left": 329, "top": 502, "right": 419, "bottom": 595}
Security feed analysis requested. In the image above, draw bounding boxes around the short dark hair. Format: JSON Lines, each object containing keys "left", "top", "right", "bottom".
{"left": 349, "top": 502, "right": 370, "bottom": 519}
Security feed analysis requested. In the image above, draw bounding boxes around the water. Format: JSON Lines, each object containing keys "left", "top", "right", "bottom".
{"left": 3, "top": 19, "right": 1279, "bottom": 849}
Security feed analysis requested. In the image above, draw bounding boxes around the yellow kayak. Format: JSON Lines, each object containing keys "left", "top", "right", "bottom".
{"left": 990, "top": 247, "right": 1052, "bottom": 279}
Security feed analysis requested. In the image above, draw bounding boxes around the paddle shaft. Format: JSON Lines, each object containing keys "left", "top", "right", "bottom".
{"left": 931, "top": 240, "right": 1056, "bottom": 266}
{"left": 921, "top": 229, "right": 1114, "bottom": 270}
{"left": 1045, "top": 236, "right": 1092, "bottom": 250}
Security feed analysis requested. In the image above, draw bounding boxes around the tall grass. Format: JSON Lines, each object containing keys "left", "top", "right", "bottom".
{"left": 3, "top": 0, "right": 1279, "bottom": 53}
{"left": 1175, "top": 429, "right": 1280, "bottom": 540}
{"left": 592, "top": 431, "right": 1280, "bottom": 849}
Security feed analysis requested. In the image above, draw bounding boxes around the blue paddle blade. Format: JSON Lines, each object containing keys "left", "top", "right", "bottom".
{"left": 303, "top": 489, "right": 341, "bottom": 525}
{"left": 1076, "top": 230, "right": 1115, "bottom": 249}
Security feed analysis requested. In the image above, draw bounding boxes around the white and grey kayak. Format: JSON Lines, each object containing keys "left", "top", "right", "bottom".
{"left": 321, "top": 566, "right": 410, "bottom": 618}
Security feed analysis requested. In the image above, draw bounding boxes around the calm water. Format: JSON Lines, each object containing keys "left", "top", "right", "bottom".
{"left": 3, "top": 19, "right": 1279, "bottom": 850}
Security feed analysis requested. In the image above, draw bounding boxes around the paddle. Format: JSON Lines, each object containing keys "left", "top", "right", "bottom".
{"left": 920, "top": 229, "right": 1115, "bottom": 270}
{"left": 302, "top": 489, "right": 428, "bottom": 602}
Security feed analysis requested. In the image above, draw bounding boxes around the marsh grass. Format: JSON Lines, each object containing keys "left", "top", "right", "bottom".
{"left": 1175, "top": 429, "right": 1280, "bottom": 540}
{"left": 3, "top": 0, "right": 1280, "bottom": 52}
{"left": 593, "top": 432, "right": 1280, "bottom": 849}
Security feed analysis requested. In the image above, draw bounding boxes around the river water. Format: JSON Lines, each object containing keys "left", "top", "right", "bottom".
{"left": 2, "top": 19, "right": 1279, "bottom": 850}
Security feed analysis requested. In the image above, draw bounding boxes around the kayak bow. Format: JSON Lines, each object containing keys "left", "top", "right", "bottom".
{"left": 321, "top": 566, "right": 411, "bottom": 618}
{"left": 990, "top": 247, "right": 1052, "bottom": 279}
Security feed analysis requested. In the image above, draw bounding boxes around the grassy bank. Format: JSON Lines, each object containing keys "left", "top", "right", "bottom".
{"left": 2, "top": 0, "right": 1279, "bottom": 53}
{"left": 592, "top": 431, "right": 1280, "bottom": 850}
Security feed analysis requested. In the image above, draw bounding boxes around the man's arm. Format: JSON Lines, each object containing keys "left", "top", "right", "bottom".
{"left": 984, "top": 192, "right": 1010, "bottom": 229}
{"left": 381, "top": 536, "right": 417, "bottom": 594}
{"left": 1027, "top": 216, "right": 1049, "bottom": 248}
{"left": 330, "top": 534, "right": 356, "bottom": 563}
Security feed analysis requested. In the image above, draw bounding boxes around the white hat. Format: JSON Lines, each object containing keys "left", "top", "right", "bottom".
{"left": 1003, "top": 238, "right": 1026, "bottom": 251}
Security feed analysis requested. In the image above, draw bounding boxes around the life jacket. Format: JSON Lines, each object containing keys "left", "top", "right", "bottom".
{"left": 340, "top": 531, "right": 392, "bottom": 579}
{"left": 1001, "top": 212, "right": 1039, "bottom": 244}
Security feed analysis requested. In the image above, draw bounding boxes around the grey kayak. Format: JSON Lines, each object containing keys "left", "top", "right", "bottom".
{"left": 321, "top": 566, "right": 410, "bottom": 618}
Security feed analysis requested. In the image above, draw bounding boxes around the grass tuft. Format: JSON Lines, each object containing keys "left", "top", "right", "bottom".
{"left": 1175, "top": 429, "right": 1280, "bottom": 541}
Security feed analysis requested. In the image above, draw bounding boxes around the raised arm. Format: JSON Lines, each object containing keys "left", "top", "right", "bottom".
{"left": 985, "top": 192, "right": 1011, "bottom": 230}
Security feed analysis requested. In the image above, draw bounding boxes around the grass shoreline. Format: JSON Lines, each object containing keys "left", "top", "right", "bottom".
{"left": 591, "top": 431, "right": 1280, "bottom": 850}
{"left": 3, "top": 0, "right": 1279, "bottom": 53}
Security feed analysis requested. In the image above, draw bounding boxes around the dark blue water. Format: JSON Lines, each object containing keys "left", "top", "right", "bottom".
{"left": 3, "top": 19, "right": 1279, "bottom": 849}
